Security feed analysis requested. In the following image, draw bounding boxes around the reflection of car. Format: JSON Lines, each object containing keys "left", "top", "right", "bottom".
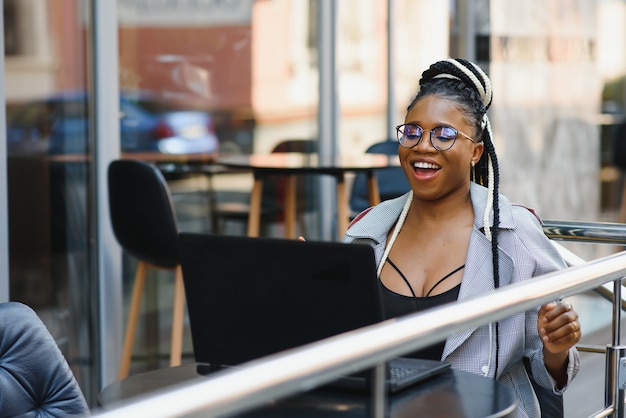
{"left": 6, "top": 91, "right": 219, "bottom": 155}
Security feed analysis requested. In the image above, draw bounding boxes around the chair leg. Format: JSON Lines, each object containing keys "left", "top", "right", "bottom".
{"left": 170, "top": 264, "right": 185, "bottom": 367}
{"left": 118, "top": 261, "right": 148, "bottom": 380}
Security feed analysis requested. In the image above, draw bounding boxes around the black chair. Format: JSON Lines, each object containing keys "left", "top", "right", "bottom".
{"left": 108, "top": 159, "right": 185, "bottom": 379}
{"left": 213, "top": 139, "right": 318, "bottom": 235}
{"left": 0, "top": 302, "right": 89, "bottom": 417}
{"left": 349, "top": 140, "right": 409, "bottom": 216}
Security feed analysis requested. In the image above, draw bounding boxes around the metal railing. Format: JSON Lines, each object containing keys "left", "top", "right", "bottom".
{"left": 543, "top": 220, "right": 626, "bottom": 314}
{"left": 543, "top": 219, "right": 626, "bottom": 246}
{"left": 94, "top": 245, "right": 626, "bottom": 418}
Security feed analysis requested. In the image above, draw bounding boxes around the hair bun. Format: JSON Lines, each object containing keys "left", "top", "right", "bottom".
{"left": 421, "top": 58, "right": 493, "bottom": 110}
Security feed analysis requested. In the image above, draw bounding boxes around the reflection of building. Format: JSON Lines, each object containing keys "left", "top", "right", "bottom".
{"left": 2, "top": 0, "right": 625, "bottom": 406}
{"left": 4, "top": 0, "right": 85, "bottom": 101}
{"left": 118, "top": 0, "right": 253, "bottom": 110}
{"left": 118, "top": 14, "right": 254, "bottom": 153}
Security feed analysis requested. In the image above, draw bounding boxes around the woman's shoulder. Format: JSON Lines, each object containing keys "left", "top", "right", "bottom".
{"left": 510, "top": 203, "right": 543, "bottom": 226}
{"left": 347, "top": 206, "right": 374, "bottom": 230}
{"left": 344, "top": 193, "right": 410, "bottom": 239}
{"left": 470, "top": 183, "right": 543, "bottom": 228}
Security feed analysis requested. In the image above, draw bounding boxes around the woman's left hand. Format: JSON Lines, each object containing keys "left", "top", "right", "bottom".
{"left": 538, "top": 300, "right": 581, "bottom": 354}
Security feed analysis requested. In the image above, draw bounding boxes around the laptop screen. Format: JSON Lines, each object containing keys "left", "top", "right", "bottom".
{"left": 178, "top": 233, "right": 383, "bottom": 369}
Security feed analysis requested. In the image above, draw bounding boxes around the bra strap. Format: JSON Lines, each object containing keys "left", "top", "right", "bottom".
{"left": 424, "top": 264, "right": 465, "bottom": 297}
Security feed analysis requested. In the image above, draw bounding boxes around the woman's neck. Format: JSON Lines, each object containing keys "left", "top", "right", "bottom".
{"left": 407, "top": 187, "right": 474, "bottom": 225}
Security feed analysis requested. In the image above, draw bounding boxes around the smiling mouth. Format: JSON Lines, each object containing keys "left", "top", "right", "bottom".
{"left": 413, "top": 161, "right": 441, "bottom": 170}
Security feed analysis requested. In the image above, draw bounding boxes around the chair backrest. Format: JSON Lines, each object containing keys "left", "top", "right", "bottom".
{"left": 108, "top": 159, "right": 179, "bottom": 268}
{"left": 0, "top": 302, "right": 89, "bottom": 417}
{"left": 349, "top": 140, "right": 409, "bottom": 215}
{"left": 270, "top": 139, "right": 318, "bottom": 154}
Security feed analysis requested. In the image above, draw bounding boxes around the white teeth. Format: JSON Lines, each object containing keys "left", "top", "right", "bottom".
{"left": 413, "top": 161, "right": 440, "bottom": 169}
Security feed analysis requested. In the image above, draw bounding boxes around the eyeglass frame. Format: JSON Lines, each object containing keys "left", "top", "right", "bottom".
{"left": 395, "top": 123, "right": 480, "bottom": 151}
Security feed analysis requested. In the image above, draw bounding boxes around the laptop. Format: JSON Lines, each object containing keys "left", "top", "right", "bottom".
{"left": 178, "top": 233, "right": 450, "bottom": 393}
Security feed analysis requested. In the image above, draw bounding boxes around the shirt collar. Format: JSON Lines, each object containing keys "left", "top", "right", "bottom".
{"left": 470, "top": 182, "right": 515, "bottom": 230}
{"left": 345, "top": 182, "right": 516, "bottom": 241}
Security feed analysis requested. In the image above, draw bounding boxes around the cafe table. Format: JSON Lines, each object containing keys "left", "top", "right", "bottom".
{"left": 120, "top": 151, "right": 218, "bottom": 164}
{"left": 119, "top": 151, "right": 222, "bottom": 177}
{"left": 39, "top": 151, "right": 219, "bottom": 166}
{"left": 216, "top": 153, "right": 396, "bottom": 240}
{"left": 98, "top": 363, "right": 517, "bottom": 417}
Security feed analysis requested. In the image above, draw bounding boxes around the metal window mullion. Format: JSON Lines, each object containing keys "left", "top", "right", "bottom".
{"left": 386, "top": 0, "right": 396, "bottom": 140}
{"left": 90, "top": 0, "right": 122, "bottom": 390}
{"left": 317, "top": 0, "right": 338, "bottom": 241}
{"left": 0, "top": 0, "right": 9, "bottom": 302}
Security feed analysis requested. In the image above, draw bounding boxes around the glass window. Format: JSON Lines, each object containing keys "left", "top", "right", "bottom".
{"left": 116, "top": 0, "right": 321, "bottom": 375}
{"left": 4, "top": 0, "right": 96, "bottom": 404}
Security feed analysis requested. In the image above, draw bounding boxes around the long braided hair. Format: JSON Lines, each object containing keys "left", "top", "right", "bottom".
{"left": 408, "top": 58, "right": 501, "bottom": 377}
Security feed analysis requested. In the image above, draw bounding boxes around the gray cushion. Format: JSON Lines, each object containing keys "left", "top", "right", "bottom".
{"left": 0, "top": 302, "right": 89, "bottom": 417}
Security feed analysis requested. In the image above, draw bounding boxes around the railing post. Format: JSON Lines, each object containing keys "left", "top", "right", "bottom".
{"left": 613, "top": 279, "right": 623, "bottom": 347}
{"left": 371, "top": 363, "right": 387, "bottom": 417}
{"left": 605, "top": 345, "right": 626, "bottom": 418}
{"left": 606, "top": 279, "right": 626, "bottom": 417}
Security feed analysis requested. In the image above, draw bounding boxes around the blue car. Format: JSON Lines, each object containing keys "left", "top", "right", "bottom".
{"left": 6, "top": 91, "right": 219, "bottom": 155}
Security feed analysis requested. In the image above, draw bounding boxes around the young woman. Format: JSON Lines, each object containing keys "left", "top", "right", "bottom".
{"left": 343, "top": 58, "right": 580, "bottom": 417}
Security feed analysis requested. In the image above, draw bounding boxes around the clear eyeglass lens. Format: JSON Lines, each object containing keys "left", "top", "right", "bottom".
{"left": 432, "top": 127, "right": 458, "bottom": 150}
{"left": 404, "top": 125, "right": 422, "bottom": 139}
{"left": 398, "top": 124, "right": 459, "bottom": 150}
{"left": 398, "top": 124, "right": 422, "bottom": 147}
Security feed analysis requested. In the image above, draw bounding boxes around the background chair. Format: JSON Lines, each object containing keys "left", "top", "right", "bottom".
{"left": 0, "top": 301, "right": 89, "bottom": 417}
{"left": 213, "top": 139, "right": 318, "bottom": 235}
{"left": 349, "top": 140, "right": 409, "bottom": 217}
{"left": 108, "top": 159, "right": 185, "bottom": 379}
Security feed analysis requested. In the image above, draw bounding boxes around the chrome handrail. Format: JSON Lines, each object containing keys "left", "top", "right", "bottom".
{"left": 94, "top": 251, "right": 626, "bottom": 418}
{"left": 543, "top": 219, "right": 626, "bottom": 245}
{"left": 544, "top": 220, "right": 626, "bottom": 312}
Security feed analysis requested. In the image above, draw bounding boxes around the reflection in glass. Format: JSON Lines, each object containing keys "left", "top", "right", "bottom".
{"left": 4, "top": 0, "right": 95, "bottom": 404}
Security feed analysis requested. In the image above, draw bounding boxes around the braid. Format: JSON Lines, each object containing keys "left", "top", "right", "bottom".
{"left": 412, "top": 58, "right": 501, "bottom": 377}
{"left": 483, "top": 135, "right": 501, "bottom": 288}
{"left": 449, "top": 58, "right": 493, "bottom": 108}
{"left": 489, "top": 141, "right": 501, "bottom": 376}
{"left": 482, "top": 119, "right": 501, "bottom": 376}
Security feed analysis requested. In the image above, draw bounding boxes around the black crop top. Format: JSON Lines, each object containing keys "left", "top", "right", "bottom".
{"left": 379, "top": 259, "right": 462, "bottom": 360}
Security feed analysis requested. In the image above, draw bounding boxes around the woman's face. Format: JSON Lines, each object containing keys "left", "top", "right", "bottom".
{"left": 399, "top": 94, "right": 484, "bottom": 202}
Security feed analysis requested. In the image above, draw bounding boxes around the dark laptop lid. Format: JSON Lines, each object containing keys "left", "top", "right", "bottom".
{"left": 178, "top": 233, "right": 383, "bottom": 369}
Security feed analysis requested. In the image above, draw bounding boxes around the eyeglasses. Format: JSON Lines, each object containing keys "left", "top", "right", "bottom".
{"left": 396, "top": 123, "right": 478, "bottom": 151}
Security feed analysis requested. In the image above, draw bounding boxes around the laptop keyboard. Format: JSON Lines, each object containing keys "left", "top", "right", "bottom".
{"left": 389, "top": 365, "right": 421, "bottom": 382}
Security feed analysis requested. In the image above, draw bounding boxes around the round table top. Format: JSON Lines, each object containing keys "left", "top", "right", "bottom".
{"left": 99, "top": 363, "right": 517, "bottom": 418}
{"left": 216, "top": 153, "right": 398, "bottom": 174}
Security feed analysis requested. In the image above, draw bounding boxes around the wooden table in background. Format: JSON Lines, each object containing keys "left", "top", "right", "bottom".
{"left": 216, "top": 153, "right": 395, "bottom": 240}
